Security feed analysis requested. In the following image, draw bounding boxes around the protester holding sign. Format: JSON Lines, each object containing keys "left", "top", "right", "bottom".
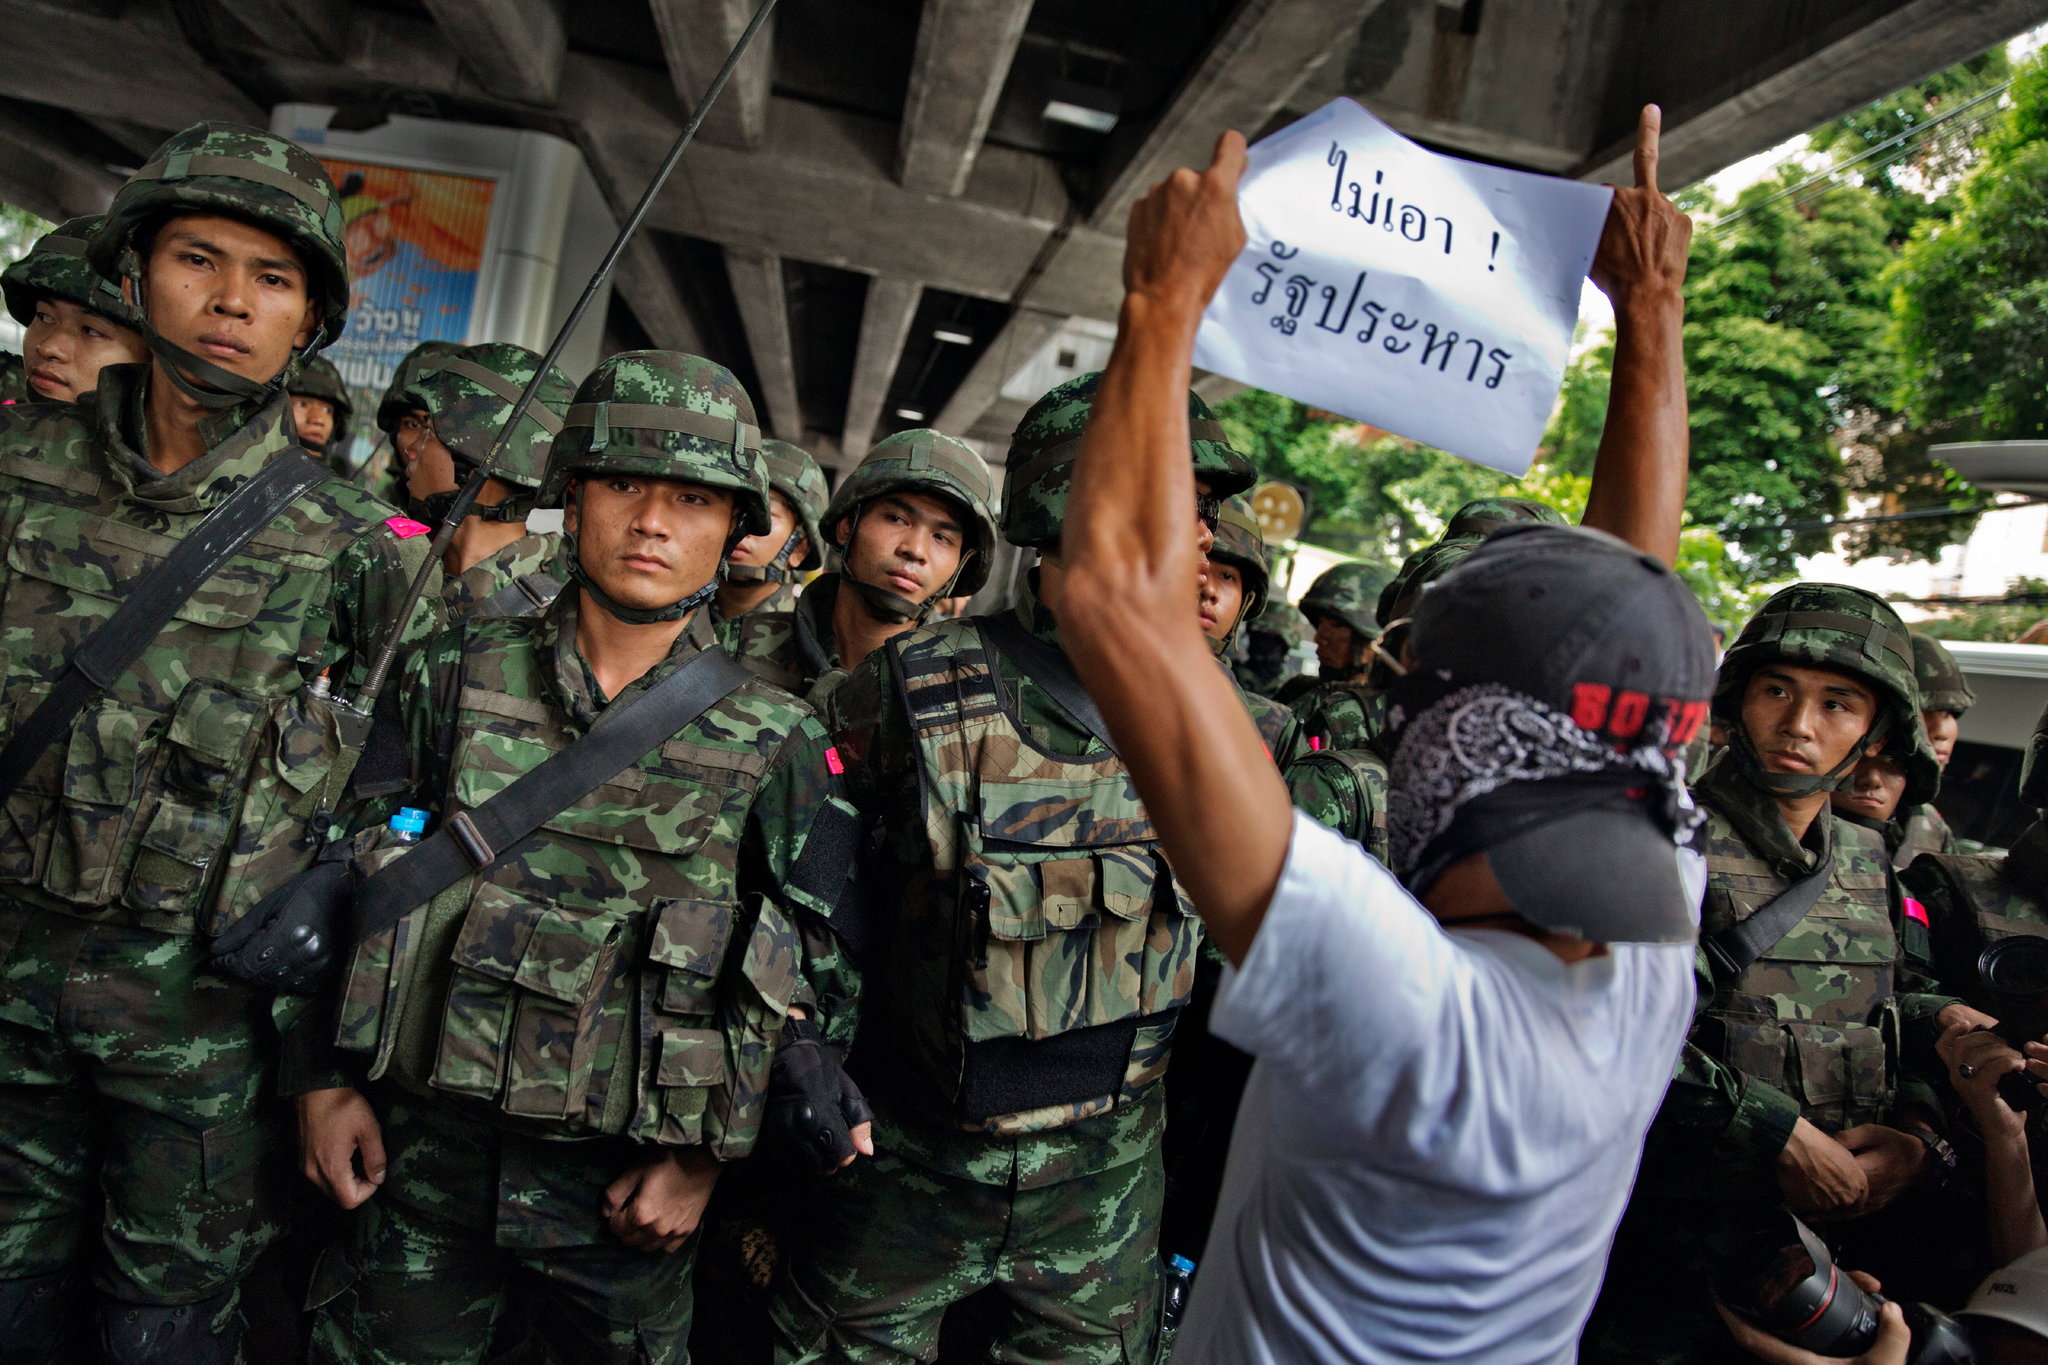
{"left": 1052, "top": 107, "right": 1705, "bottom": 1364}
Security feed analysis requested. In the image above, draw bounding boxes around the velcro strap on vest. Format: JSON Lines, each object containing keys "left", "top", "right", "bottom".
{"left": 562, "top": 403, "right": 760, "bottom": 454}
{"left": 955, "top": 1011, "right": 1175, "bottom": 1123}
{"left": 137, "top": 153, "right": 344, "bottom": 238}
{"left": 431, "top": 358, "right": 564, "bottom": 435}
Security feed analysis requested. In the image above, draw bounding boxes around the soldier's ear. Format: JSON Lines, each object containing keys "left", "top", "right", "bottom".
{"left": 563, "top": 480, "right": 580, "bottom": 533}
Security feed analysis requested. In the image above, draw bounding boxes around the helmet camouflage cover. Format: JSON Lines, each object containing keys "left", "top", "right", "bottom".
{"left": 759, "top": 438, "right": 830, "bottom": 560}
{"left": 1, "top": 214, "right": 137, "bottom": 330}
{"left": 90, "top": 122, "right": 351, "bottom": 346}
{"left": 1715, "top": 582, "right": 1939, "bottom": 807}
{"left": 1209, "top": 493, "right": 1271, "bottom": 626}
{"left": 404, "top": 342, "right": 575, "bottom": 505}
{"left": 542, "top": 350, "right": 771, "bottom": 538}
{"left": 1910, "top": 632, "right": 1976, "bottom": 717}
{"left": 1299, "top": 559, "right": 1397, "bottom": 639}
{"left": 825, "top": 428, "right": 998, "bottom": 598}
{"left": 378, "top": 340, "right": 464, "bottom": 434}
{"left": 287, "top": 354, "right": 353, "bottom": 448}
{"left": 1442, "top": 496, "right": 1566, "bottom": 541}
{"left": 1002, "top": 370, "right": 1255, "bottom": 549}
{"left": 1247, "top": 597, "right": 1313, "bottom": 648}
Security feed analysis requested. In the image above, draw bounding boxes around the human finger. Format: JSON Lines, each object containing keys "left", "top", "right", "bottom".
{"left": 1634, "top": 104, "right": 1661, "bottom": 194}
{"left": 1209, "top": 129, "right": 1249, "bottom": 194}
{"left": 601, "top": 1166, "right": 641, "bottom": 1220}
{"left": 358, "top": 1115, "right": 387, "bottom": 1187}
{"left": 851, "top": 1121, "right": 875, "bottom": 1158}
{"left": 1846, "top": 1270, "right": 1884, "bottom": 1294}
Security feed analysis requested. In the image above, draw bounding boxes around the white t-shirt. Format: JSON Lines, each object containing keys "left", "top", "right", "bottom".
{"left": 1176, "top": 813, "right": 1695, "bottom": 1365}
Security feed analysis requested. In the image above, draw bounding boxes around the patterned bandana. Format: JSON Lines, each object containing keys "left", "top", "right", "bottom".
{"left": 1387, "top": 682, "right": 1697, "bottom": 891}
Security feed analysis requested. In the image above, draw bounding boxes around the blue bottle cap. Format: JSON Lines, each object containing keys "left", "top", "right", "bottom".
{"left": 1169, "top": 1253, "right": 1195, "bottom": 1273}
{"left": 391, "top": 807, "right": 429, "bottom": 835}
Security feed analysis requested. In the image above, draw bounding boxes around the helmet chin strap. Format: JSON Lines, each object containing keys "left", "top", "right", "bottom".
{"left": 1728, "top": 713, "right": 1888, "bottom": 800}
{"left": 563, "top": 493, "right": 741, "bottom": 626}
{"left": 127, "top": 262, "right": 320, "bottom": 413}
{"left": 406, "top": 464, "right": 527, "bottom": 527}
{"left": 839, "top": 510, "right": 972, "bottom": 626}
{"left": 724, "top": 524, "right": 807, "bottom": 585}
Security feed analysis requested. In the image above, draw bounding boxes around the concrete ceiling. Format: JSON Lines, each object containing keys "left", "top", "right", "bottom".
{"left": 5, "top": 0, "right": 2046, "bottom": 473}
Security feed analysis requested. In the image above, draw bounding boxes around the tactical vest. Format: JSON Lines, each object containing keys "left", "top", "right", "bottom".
{"left": 0, "top": 451, "right": 380, "bottom": 938}
{"left": 1890, "top": 806, "right": 1952, "bottom": 872}
{"left": 333, "top": 618, "right": 800, "bottom": 1157}
{"left": 1907, "top": 853, "right": 2048, "bottom": 1004}
{"left": 885, "top": 619, "right": 1202, "bottom": 1137}
{"left": 1285, "top": 747, "right": 1389, "bottom": 864}
{"left": 1698, "top": 806, "right": 1901, "bottom": 1130}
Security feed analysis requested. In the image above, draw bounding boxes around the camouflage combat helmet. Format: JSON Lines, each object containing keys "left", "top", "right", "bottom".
{"left": 403, "top": 342, "right": 574, "bottom": 518}
{"left": 1247, "top": 598, "right": 1313, "bottom": 649}
{"left": 1207, "top": 493, "right": 1271, "bottom": 640}
{"left": 89, "top": 122, "right": 350, "bottom": 410}
{"left": 1003, "top": 370, "right": 1255, "bottom": 549}
{"left": 1910, "top": 632, "right": 1976, "bottom": 717}
{"left": 377, "top": 340, "right": 464, "bottom": 434}
{"left": 1715, "top": 582, "right": 1939, "bottom": 807}
{"left": 545, "top": 350, "right": 772, "bottom": 625}
{"left": 727, "top": 439, "right": 829, "bottom": 587}
{"left": 824, "top": 428, "right": 997, "bottom": 623}
{"left": 287, "top": 354, "right": 352, "bottom": 451}
{"left": 1441, "top": 496, "right": 1566, "bottom": 541}
{"left": 1363, "top": 537, "right": 1482, "bottom": 690}
{"left": 0, "top": 215, "right": 137, "bottom": 331}
{"left": 1299, "top": 559, "right": 1397, "bottom": 640}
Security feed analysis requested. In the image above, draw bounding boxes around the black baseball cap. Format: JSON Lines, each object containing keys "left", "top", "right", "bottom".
{"left": 1390, "top": 524, "right": 1716, "bottom": 944}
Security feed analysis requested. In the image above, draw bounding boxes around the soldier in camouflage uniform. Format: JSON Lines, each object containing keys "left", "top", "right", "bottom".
{"left": 1274, "top": 557, "right": 1393, "bottom": 706}
{"left": 769, "top": 372, "right": 1254, "bottom": 1363}
{"left": 287, "top": 354, "right": 353, "bottom": 475}
{"left": 0, "top": 213, "right": 146, "bottom": 405}
{"left": 297, "top": 350, "right": 865, "bottom": 1364}
{"left": 1904, "top": 633, "right": 1976, "bottom": 861}
{"left": 0, "top": 122, "right": 442, "bottom": 1363}
{"left": 724, "top": 428, "right": 996, "bottom": 705}
{"left": 1234, "top": 597, "right": 1310, "bottom": 698}
{"left": 386, "top": 341, "right": 576, "bottom": 622}
{"left": 353, "top": 340, "right": 463, "bottom": 504}
{"left": 1586, "top": 584, "right": 1979, "bottom": 1363}
{"left": 716, "top": 438, "right": 829, "bottom": 623}
{"left": 1201, "top": 493, "right": 1305, "bottom": 766}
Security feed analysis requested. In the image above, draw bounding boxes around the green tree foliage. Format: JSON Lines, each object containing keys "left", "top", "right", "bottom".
{"left": 1911, "top": 578, "right": 2048, "bottom": 643}
{"left": 1809, "top": 49, "right": 2010, "bottom": 235}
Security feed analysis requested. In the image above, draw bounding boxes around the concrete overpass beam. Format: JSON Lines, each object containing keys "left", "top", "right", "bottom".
{"left": 649, "top": 0, "right": 776, "bottom": 151}
{"left": 842, "top": 276, "right": 923, "bottom": 456}
{"left": 418, "top": 0, "right": 565, "bottom": 106}
{"left": 898, "top": 0, "right": 1035, "bottom": 196}
{"left": 726, "top": 247, "right": 803, "bottom": 443}
{"left": 615, "top": 236, "right": 709, "bottom": 355}
{"left": 214, "top": 0, "right": 349, "bottom": 60}
{"left": 0, "top": 0, "right": 263, "bottom": 131}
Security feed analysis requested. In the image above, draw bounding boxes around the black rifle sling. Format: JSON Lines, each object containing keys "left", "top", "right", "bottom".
{"left": 0, "top": 449, "right": 329, "bottom": 807}
{"left": 354, "top": 644, "right": 752, "bottom": 943}
{"left": 1703, "top": 847, "right": 1836, "bottom": 989}
{"left": 979, "top": 614, "right": 1117, "bottom": 757}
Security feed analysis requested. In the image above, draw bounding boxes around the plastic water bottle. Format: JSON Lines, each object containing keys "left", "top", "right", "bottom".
{"left": 1161, "top": 1252, "right": 1195, "bottom": 1334}
{"left": 389, "top": 807, "right": 429, "bottom": 844}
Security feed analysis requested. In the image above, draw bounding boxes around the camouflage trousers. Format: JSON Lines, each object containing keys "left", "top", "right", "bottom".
{"left": 308, "top": 1093, "right": 698, "bottom": 1365}
{"left": 0, "top": 909, "right": 283, "bottom": 1307}
{"left": 769, "top": 1122, "right": 1164, "bottom": 1363}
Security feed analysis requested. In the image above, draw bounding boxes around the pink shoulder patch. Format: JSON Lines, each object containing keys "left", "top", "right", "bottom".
{"left": 384, "top": 516, "right": 431, "bottom": 539}
{"left": 1903, "top": 896, "right": 1930, "bottom": 927}
{"left": 824, "top": 746, "right": 845, "bottom": 775}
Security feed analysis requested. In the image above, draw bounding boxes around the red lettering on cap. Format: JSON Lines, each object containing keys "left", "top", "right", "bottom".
{"left": 1903, "top": 896, "right": 1929, "bottom": 927}
{"left": 385, "top": 516, "right": 431, "bottom": 539}
{"left": 1610, "top": 690, "right": 1649, "bottom": 740}
{"left": 1672, "top": 700, "right": 1709, "bottom": 745}
{"left": 1572, "top": 683, "right": 1612, "bottom": 732}
{"left": 824, "top": 746, "right": 845, "bottom": 775}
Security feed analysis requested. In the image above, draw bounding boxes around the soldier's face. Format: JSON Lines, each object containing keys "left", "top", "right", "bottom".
{"left": 568, "top": 475, "right": 735, "bottom": 610}
{"left": 395, "top": 409, "right": 460, "bottom": 497}
{"left": 1832, "top": 752, "right": 1907, "bottom": 824}
{"left": 729, "top": 489, "right": 809, "bottom": 571}
{"left": 1922, "top": 708, "right": 1960, "bottom": 767}
{"left": 1739, "top": 664, "right": 1879, "bottom": 779}
{"left": 1313, "top": 615, "right": 1356, "bottom": 672}
{"left": 23, "top": 297, "right": 146, "bottom": 402}
{"left": 842, "top": 491, "right": 965, "bottom": 606}
{"left": 1199, "top": 560, "right": 1244, "bottom": 642}
{"left": 140, "top": 213, "right": 318, "bottom": 387}
{"left": 292, "top": 395, "right": 336, "bottom": 448}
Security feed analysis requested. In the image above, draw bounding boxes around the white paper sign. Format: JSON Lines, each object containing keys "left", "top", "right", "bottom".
{"left": 1193, "top": 98, "right": 1613, "bottom": 476}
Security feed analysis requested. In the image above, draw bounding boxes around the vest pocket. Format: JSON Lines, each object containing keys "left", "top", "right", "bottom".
{"left": 653, "top": 1028, "right": 725, "bottom": 1145}
{"left": 0, "top": 690, "right": 53, "bottom": 886}
{"left": 1723, "top": 1017, "right": 1893, "bottom": 1124}
{"left": 45, "top": 701, "right": 142, "bottom": 906}
{"left": 123, "top": 681, "right": 265, "bottom": 919}
{"left": 431, "top": 890, "right": 626, "bottom": 1123}
{"left": 648, "top": 897, "right": 736, "bottom": 1016}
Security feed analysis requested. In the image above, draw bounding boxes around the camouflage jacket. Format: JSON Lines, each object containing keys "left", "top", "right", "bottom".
{"left": 0, "top": 352, "right": 24, "bottom": 406}
{"left": 329, "top": 595, "right": 860, "bottom": 1159}
{"left": 1901, "top": 819, "right": 2048, "bottom": 1010}
{"left": 1238, "top": 672, "right": 1307, "bottom": 768}
{"left": 1892, "top": 804, "right": 1958, "bottom": 871}
{"left": 443, "top": 529, "right": 564, "bottom": 622}
{"left": 1290, "top": 678, "right": 1383, "bottom": 753}
{"left": 823, "top": 571, "right": 1195, "bottom": 1184}
{"left": 721, "top": 571, "right": 845, "bottom": 704}
{"left": 1637, "top": 753, "right": 1954, "bottom": 1206}
{"left": 713, "top": 577, "right": 798, "bottom": 626}
{"left": 1284, "top": 743, "right": 1391, "bottom": 866}
{"left": 0, "top": 365, "right": 439, "bottom": 950}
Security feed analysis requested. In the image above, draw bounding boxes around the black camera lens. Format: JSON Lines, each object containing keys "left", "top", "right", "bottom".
{"left": 1981, "top": 935, "right": 2048, "bottom": 999}
{"left": 1717, "top": 1217, "right": 1883, "bottom": 1356}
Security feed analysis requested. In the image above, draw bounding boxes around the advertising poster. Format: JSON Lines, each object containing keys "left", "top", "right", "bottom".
{"left": 317, "top": 157, "right": 495, "bottom": 477}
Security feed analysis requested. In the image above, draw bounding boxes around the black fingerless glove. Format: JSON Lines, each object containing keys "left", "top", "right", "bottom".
{"left": 208, "top": 852, "right": 352, "bottom": 995}
{"left": 764, "top": 1015, "right": 873, "bottom": 1177}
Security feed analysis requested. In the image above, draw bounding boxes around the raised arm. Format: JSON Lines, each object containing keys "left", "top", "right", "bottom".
{"left": 1058, "top": 131, "right": 1292, "bottom": 967}
{"left": 1579, "top": 105, "right": 1693, "bottom": 566}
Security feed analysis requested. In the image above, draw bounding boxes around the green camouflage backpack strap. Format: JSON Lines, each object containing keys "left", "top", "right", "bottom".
{"left": 727, "top": 439, "right": 828, "bottom": 587}
{"left": 405, "top": 342, "right": 575, "bottom": 522}
{"left": 89, "top": 121, "right": 350, "bottom": 410}
{"left": 824, "top": 428, "right": 996, "bottom": 624}
{"left": 1285, "top": 746, "right": 1389, "bottom": 864}
{"left": 287, "top": 354, "right": 353, "bottom": 453}
{"left": 1003, "top": 370, "right": 1254, "bottom": 550}
{"left": 545, "top": 349, "right": 770, "bottom": 626}
{"left": 1206, "top": 493, "right": 1269, "bottom": 652}
{"left": 1715, "top": 582, "right": 1939, "bottom": 808}
{"left": 0, "top": 214, "right": 137, "bottom": 331}
{"left": 1441, "top": 496, "right": 1566, "bottom": 541}
{"left": 1910, "top": 633, "right": 1975, "bottom": 717}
